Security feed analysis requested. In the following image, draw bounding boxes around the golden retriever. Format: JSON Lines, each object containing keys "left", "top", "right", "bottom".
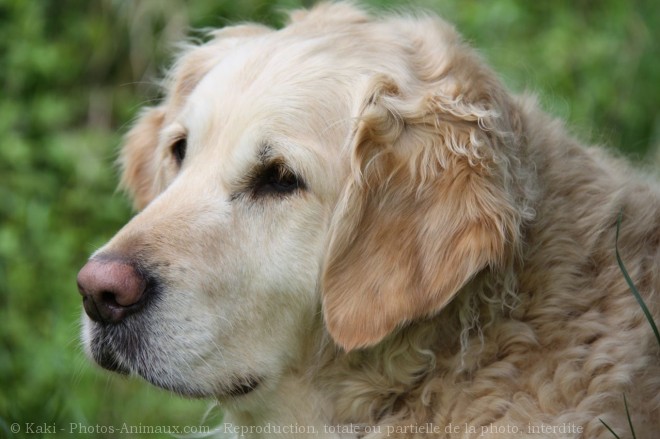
{"left": 77, "top": 3, "right": 660, "bottom": 437}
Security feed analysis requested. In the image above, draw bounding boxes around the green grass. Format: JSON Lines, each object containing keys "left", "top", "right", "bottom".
{"left": 1, "top": 1, "right": 658, "bottom": 437}
{"left": 599, "top": 211, "right": 659, "bottom": 438}
{"left": 616, "top": 211, "right": 660, "bottom": 348}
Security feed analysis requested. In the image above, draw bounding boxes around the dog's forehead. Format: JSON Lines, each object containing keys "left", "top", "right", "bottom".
{"left": 182, "top": 43, "right": 259, "bottom": 136}
{"left": 179, "top": 32, "right": 367, "bottom": 164}
{"left": 189, "top": 37, "right": 358, "bottom": 128}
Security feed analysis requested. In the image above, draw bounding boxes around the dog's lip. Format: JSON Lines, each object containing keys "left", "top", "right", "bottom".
{"left": 224, "top": 376, "right": 262, "bottom": 398}
{"left": 93, "top": 344, "right": 130, "bottom": 375}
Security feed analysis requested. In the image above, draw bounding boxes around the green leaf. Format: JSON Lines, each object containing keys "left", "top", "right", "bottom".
{"left": 599, "top": 418, "right": 621, "bottom": 439}
{"left": 623, "top": 394, "right": 637, "bottom": 439}
{"left": 615, "top": 210, "right": 660, "bottom": 348}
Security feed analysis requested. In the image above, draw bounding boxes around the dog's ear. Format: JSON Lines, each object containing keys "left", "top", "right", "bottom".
{"left": 322, "top": 75, "right": 522, "bottom": 351}
{"left": 118, "top": 106, "right": 166, "bottom": 210}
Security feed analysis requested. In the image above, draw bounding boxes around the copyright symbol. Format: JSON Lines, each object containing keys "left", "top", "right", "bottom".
{"left": 10, "top": 423, "right": 20, "bottom": 434}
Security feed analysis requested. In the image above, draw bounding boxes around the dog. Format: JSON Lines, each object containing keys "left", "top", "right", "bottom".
{"left": 77, "top": 3, "right": 660, "bottom": 437}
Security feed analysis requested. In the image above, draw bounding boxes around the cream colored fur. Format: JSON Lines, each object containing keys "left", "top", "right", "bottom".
{"left": 83, "top": 3, "right": 660, "bottom": 438}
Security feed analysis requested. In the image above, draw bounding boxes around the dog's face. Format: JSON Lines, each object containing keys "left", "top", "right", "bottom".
{"left": 78, "top": 4, "right": 523, "bottom": 406}
{"left": 80, "top": 23, "right": 352, "bottom": 403}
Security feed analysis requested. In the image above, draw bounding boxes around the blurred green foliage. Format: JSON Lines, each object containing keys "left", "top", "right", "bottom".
{"left": 0, "top": 0, "right": 657, "bottom": 437}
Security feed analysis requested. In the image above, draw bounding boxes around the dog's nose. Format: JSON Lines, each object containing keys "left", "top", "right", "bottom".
{"left": 77, "top": 258, "right": 147, "bottom": 323}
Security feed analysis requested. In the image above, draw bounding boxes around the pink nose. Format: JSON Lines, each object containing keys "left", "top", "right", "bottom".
{"left": 77, "top": 258, "right": 147, "bottom": 323}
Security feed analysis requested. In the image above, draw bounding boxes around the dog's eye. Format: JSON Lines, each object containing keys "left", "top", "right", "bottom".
{"left": 252, "top": 163, "right": 305, "bottom": 196}
{"left": 171, "top": 137, "right": 187, "bottom": 166}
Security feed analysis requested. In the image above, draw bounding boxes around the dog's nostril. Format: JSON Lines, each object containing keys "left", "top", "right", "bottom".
{"left": 101, "top": 291, "right": 119, "bottom": 307}
{"left": 77, "top": 258, "right": 147, "bottom": 324}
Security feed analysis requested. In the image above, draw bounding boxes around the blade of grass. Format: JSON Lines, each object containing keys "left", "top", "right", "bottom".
{"left": 615, "top": 210, "right": 660, "bottom": 348}
{"left": 599, "top": 418, "right": 621, "bottom": 439}
{"left": 623, "top": 394, "right": 637, "bottom": 439}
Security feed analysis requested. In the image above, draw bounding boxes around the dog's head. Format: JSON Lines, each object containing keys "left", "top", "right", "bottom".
{"left": 78, "top": 3, "right": 524, "bottom": 405}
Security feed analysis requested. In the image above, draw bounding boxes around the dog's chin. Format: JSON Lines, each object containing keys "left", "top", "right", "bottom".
{"left": 140, "top": 371, "right": 262, "bottom": 400}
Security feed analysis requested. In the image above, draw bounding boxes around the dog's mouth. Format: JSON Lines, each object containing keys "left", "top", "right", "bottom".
{"left": 224, "top": 376, "right": 261, "bottom": 398}
{"left": 92, "top": 343, "right": 130, "bottom": 375}
{"left": 86, "top": 321, "right": 263, "bottom": 400}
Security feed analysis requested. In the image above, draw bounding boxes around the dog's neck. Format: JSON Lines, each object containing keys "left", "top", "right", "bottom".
{"left": 220, "top": 314, "right": 351, "bottom": 438}
{"left": 220, "top": 263, "right": 512, "bottom": 437}
{"left": 224, "top": 373, "right": 351, "bottom": 439}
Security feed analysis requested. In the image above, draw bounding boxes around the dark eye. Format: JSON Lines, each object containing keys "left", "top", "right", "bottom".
{"left": 171, "top": 137, "right": 187, "bottom": 166}
{"left": 252, "top": 163, "right": 305, "bottom": 196}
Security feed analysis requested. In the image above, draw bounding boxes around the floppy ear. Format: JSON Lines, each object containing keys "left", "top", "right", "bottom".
{"left": 118, "top": 106, "right": 165, "bottom": 210}
{"left": 322, "top": 77, "right": 522, "bottom": 351}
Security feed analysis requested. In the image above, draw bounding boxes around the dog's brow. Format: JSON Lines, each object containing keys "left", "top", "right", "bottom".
{"left": 255, "top": 143, "right": 290, "bottom": 171}
{"left": 161, "top": 124, "right": 186, "bottom": 144}
{"left": 257, "top": 143, "right": 275, "bottom": 163}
